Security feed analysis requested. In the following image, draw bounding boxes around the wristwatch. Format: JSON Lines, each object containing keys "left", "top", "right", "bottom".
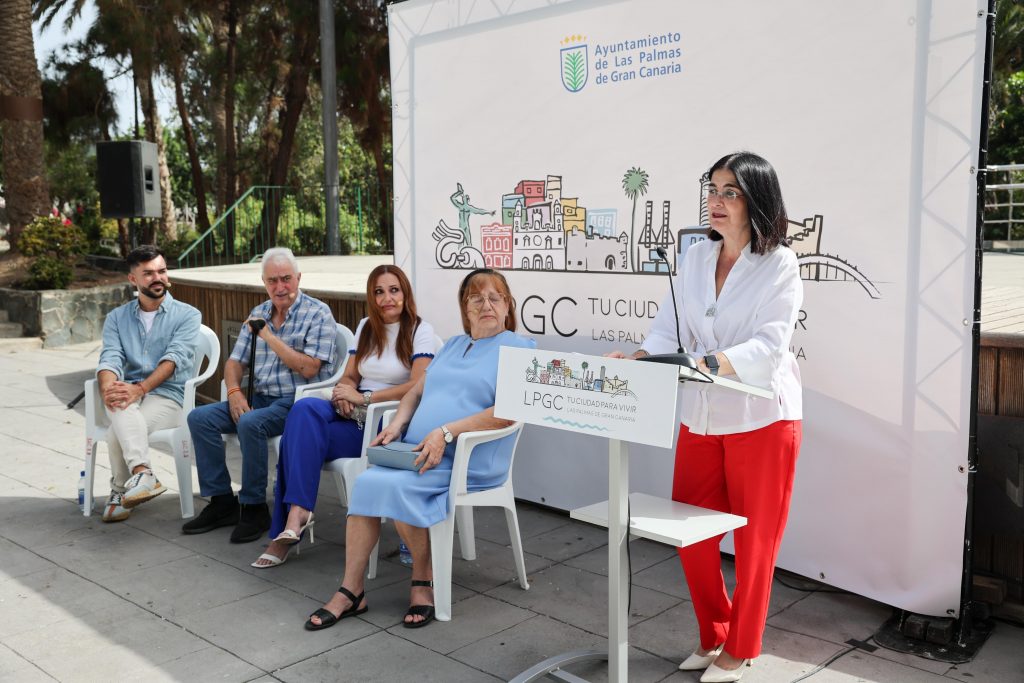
{"left": 440, "top": 424, "right": 454, "bottom": 444}
{"left": 703, "top": 354, "right": 720, "bottom": 376}
{"left": 362, "top": 390, "right": 373, "bottom": 406}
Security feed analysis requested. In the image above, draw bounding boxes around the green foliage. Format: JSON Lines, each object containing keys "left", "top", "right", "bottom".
{"left": 989, "top": 70, "right": 1024, "bottom": 164}
{"left": 17, "top": 215, "right": 87, "bottom": 289}
{"left": 27, "top": 256, "right": 75, "bottom": 290}
{"left": 563, "top": 51, "right": 585, "bottom": 91}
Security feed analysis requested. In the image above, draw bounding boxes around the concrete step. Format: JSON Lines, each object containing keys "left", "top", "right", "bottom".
{"left": 0, "top": 321, "right": 25, "bottom": 338}
{"left": 0, "top": 337, "right": 43, "bottom": 353}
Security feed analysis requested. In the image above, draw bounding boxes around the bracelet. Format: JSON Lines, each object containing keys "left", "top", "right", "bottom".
{"left": 139, "top": 384, "right": 148, "bottom": 395}
{"left": 227, "top": 387, "right": 242, "bottom": 397}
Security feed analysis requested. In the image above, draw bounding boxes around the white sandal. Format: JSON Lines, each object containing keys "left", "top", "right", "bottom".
{"left": 273, "top": 512, "right": 315, "bottom": 553}
{"left": 251, "top": 550, "right": 289, "bottom": 569}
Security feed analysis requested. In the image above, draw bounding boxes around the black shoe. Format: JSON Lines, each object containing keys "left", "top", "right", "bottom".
{"left": 181, "top": 494, "right": 239, "bottom": 535}
{"left": 231, "top": 503, "right": 271, "bottom": 543}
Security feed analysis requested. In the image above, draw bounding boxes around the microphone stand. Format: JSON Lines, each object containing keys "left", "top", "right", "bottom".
{"left": 635, "top": 247, "right": 712, "bottom": 383}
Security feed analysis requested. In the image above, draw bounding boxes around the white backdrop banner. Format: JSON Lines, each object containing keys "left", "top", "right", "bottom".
{"left": 388, "top": 0, "right": 986, "bottom": 617}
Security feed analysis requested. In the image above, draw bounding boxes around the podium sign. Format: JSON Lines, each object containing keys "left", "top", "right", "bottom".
{"left": 495, "top": 347, "right": 678, "bottom": 449}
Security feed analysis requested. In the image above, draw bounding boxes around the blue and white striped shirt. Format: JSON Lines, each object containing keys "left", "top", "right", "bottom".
{"left": 229, "top": 291, "right": 336, "bottom": 397}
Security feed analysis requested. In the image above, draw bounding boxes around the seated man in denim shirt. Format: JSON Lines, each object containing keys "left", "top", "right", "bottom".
{"left": 184, "top": 247, "right": 337, "bottom": 543}
{"left": 96, "top": 245, "right": 202, "bottom": 522}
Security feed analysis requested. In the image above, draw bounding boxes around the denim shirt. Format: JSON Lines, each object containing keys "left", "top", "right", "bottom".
{"left": 96, "top": 292, "right": 203, "bottom": 406}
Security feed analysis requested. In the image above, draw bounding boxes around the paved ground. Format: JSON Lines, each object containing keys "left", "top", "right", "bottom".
{"left": 981, "top": 252, "right": 1024, "bottom": 335}
{"left": 2, "top": 344, "right": 1023, "bottom": 683}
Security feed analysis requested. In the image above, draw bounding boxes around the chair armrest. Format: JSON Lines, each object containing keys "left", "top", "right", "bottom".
{"left": 84, "top": 378, "right": 108, "bottom": 434}
{"left": 295, "top": 376, "right": 339, "bottom": 402}
{"left": 359, "top": 400, "right": 401, "bottom": 458}
{"left": 449, "top": 422, "right": 522, "bottom": 497}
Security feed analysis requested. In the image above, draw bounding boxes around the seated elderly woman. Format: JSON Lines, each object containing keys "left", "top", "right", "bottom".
{"left": 305, "top": 268, "right": 535, "bottom": 631}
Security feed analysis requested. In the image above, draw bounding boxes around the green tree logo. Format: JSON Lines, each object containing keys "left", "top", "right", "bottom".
{"left": 622, "top": 167, "right": 650, "bottom": 272}
{"left": 560, "top": 41, "right": 589, "bottom": 93}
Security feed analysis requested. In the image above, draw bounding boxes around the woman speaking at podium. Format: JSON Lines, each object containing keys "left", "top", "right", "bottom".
{"left": 608, "top": 151, "right": 802, "bottom": 683}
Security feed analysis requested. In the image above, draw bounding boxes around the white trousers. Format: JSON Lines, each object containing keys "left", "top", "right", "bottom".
{"left": 104, "top": 394, "right": 181, "bottom": 491}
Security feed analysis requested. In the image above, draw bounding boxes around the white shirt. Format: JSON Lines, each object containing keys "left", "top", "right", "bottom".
{"left": 351, "top": 318, "right": 437, "bottom": 392}
{"left": 641, "top": 238, "right": 803, "bottom": 435}
{"left": 138, "top": 309, "right": 158, "bottom": 334}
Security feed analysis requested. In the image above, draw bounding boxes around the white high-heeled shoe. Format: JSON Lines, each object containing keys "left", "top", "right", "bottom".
{"left": 700, "top": 658, "right": 751, "bottom": 683}
{"left": 273, "top": 512, "right": 315, "bottom": 554}
{"left": 678, "top": 645, "right": 723, "bottom": 671}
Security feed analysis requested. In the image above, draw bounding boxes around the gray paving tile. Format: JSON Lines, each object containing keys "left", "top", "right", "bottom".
{"left": 0, "top": 538, "right": 54, "bottom": 581}
{"left": 123, "top": 645, "right": 265, "bottom": 683}
{"left": 386, "top": 593, "right": 533, "bottom": 654}
{"left": 277, "top": 630, "right": 500, "bottom": 683}
{"left": 627, "top": 600, "right": 700, "bottom": 662}
{"left": 445, "top": 534, "right": 553, "bottom": 593}
{"left": 731, "top": 625, "right": 849, "bottom": 682}
{"left": 945, "top": 621, "right": 1024, "bottom": 682}
{"left": 469, "top": 503, "right": 573, "bottom": 545}
{"left": 0, "top": 643, "right": 53, "bottom": 683}
{"left": 4, "top": 608, "right": 209, "bottom": 680}
{"left": 564, "top": 537, "right": 678, "bottom": 576}
{"left": 806, "top": 649, "right": 952, "bottom": 681}
{"left": 0, "top": 566, "right": 136, "bottom": 640}
{"left": 113, "top": 554, "right": 277, "bottom": 619}
{"left": 486, "top": 562, "right": 681, "bottom": 638}
{"left": 523, "top": 518, "right": 610, "bottom": 562}
{"left": 450, "top": 614, "right": 677, "bottom": 682}
{"left": 34, "top": 525, "right": 194, "bottom": 581}
{"left": 177, "top": 587, "right": 377, "bottom": 671}
{"left": 767, "top": 590, "right": 892, "bottom": 647}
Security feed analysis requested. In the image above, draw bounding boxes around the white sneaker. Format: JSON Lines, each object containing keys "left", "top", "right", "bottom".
{"left": 102, "top": 491, "right": 131, "bottom": 523}
{"left": 122, "top": 469, "right": 166, "bottom": 508}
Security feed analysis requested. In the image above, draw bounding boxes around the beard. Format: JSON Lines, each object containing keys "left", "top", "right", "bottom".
{"left": 139, "top": 281, "right": 169, "bottom": 300}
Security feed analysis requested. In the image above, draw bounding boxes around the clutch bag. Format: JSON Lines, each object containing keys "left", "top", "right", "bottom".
{"left": 366, "top": 441, "right": 421, "bottom": 470}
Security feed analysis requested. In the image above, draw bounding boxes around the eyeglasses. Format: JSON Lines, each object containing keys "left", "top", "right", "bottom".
{"left": 466, "top": 293, "right": 506, "bottom": 310}
{"left": 705, "top": 187, "right": 744, "bottom": 202}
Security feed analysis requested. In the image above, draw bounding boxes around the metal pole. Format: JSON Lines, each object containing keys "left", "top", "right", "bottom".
{"left": 319, "top": 0, "right": 341, "bottom": 255}
{"left": 959, "top": 0, "right": 996, "bottom": 644}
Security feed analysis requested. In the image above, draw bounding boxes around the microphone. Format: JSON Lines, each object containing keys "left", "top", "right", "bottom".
{"left": 636, "top": 247, "right": 698, "bottom": 371}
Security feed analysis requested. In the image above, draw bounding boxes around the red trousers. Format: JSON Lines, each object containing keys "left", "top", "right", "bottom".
{"left": 673, "top": 420, "right": 802, "bottom": 659}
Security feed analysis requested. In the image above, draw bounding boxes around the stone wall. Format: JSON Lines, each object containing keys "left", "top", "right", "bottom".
{"left": 0, "top": 284, "right": 134, "bottom": 347}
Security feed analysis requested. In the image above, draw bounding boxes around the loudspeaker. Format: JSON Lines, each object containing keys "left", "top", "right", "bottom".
{"left": 96, "top": 140, "right": 162, "bottom": 219}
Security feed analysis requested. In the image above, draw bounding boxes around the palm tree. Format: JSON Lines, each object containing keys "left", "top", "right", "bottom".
{"left": 622, "top": 166, "right": 649, "bottom": 272}
{"left": 0, "top": 0, "right": 51, "bottom": 250}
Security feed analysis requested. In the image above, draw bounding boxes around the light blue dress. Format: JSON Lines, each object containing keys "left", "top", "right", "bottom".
{"left": 347, "top": 330, "right": 536, "bottom": 526}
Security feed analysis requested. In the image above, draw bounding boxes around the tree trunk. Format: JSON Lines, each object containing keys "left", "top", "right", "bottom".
{"left": 170, "top": 52, "right": 211, "bottom": 233}
{"left": 135, "top": 66, "right": 177, "bottom": 241}
{"left": 259, "top": 22, "right": 316, "bottom": 248}
{"left": 0, "top": 0, "right": 50, "bottom": 250}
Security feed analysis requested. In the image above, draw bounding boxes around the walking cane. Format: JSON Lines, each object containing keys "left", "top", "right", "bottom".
{"left": 246, "top": 319, "right": 266, "bottom": 405}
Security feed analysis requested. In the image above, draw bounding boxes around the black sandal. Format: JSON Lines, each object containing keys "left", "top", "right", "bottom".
{"left": 403, "top": 579, "right": 435, "bottom": 629}
{"left": 304, "top": 585, "right": 367, "bottom": 631}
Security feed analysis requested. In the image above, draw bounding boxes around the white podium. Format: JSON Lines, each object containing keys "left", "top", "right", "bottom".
{"left": 495, "top": 348, "right": 764, "bottom": 683}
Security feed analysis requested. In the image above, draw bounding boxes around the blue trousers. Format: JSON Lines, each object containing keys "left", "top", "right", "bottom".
{"left": 270, "top": 397, "right": 363, "bottom": 538}
{"left": 187, "top": 393, "right": 293, "bottom": 505}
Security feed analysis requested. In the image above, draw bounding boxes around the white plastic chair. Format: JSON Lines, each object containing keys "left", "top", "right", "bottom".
{"left": 323, "top": 334, "right": 443, "bottom": 578}
{"left": 84, "top": 324, "right": 220, "bottom": 519}
{"left": 377, "top": 408, "right": 530, "bottom": 621}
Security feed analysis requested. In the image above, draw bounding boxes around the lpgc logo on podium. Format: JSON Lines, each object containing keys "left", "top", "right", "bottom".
{"left": 560, "top": 35, "right": 588, "bottom": 92}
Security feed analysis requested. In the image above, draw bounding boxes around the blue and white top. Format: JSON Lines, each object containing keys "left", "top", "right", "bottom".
{"left": 350, "top": 317, "right": 437, "bottom": 392}
{"left": 229, "top": 291, "right": 337, "bottom": 397}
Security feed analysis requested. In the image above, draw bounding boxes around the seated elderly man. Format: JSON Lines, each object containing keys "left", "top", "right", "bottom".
{"left": 183, "top": 247, "right": 337, "bottom": 543}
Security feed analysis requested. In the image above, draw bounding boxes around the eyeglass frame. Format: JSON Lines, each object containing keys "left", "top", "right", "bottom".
{"left": 704, "top": 187, "right": 745, "bottom": 202}
{"left": 465, "top": 293, "right": 508, "bottom": 310}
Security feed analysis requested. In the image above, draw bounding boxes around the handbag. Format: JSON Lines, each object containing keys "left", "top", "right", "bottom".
{"left": 366, "top": 441, "right": 421, "bottom": 470}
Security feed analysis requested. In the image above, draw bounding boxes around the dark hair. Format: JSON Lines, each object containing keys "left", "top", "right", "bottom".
{"left": 126, "top": 245, "right": 166, "bottom": 268}
{"left": 355, "top": 265, "right": 421, "bottom": 369}
{"left": 707, "top": 152, "right": 789, "bottom": 255}
{"left": 458, "top": 268, "right": 517, "bottom": 334}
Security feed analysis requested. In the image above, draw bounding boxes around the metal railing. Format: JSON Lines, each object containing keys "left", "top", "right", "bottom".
{"left": 984, "top": 164, "right": 1024, "bottom": 251}
{"left": 176, "top": 182, "right": 392, "bottom": 269}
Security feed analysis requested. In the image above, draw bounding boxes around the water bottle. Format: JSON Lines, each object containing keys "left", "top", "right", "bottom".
{"left": 399, "top": 542, "right": 413, "bottom": 566}
{"left": 77, "top": 470, "right": 87, "bottom": 513}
